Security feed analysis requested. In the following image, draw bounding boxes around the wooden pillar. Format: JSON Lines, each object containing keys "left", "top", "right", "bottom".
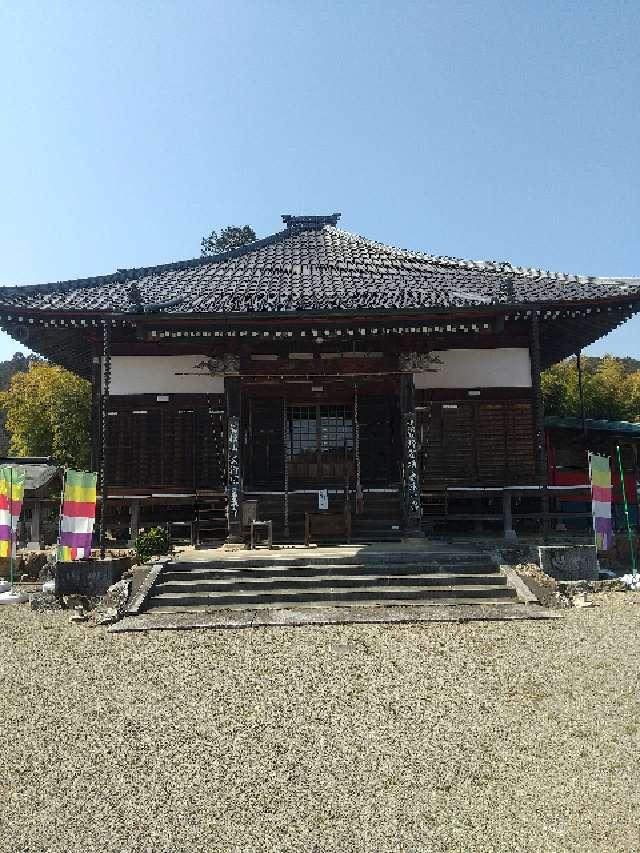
{"left": 128, "top": 500, "right": 141, "bottom": 547}
{"left": 576, "top": 350, "right": 588, "bottom": 448}
{"left": 99, "top": 322, "right": 111, "bottom": 559}
{"left": 503, "top": 489, "right": 517, "bottom": 543}
{"left": 354, "top": 383, "right": 363, "bottom": 514}
{"left": 90, "top": 346, "right": 101, "bottom": 474}
{"left": 225, "top": 377, "right": 243, "bottom": 542}
{"left": 400, "top": 373, "right": 423, "bottom": 536}
{"left": 473, "top": 496, "right": 484, "bottom": 534}
{"left": 283, "top": 398, "right": 290, "bottom": 538}
{"left": 530, "top": 314, "right": 550, "bottom": 538}
{"left": 28, "top": 501, "right": 42, "bottom": 549}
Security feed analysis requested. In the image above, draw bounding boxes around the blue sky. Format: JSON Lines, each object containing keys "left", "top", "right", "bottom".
{"left": 0, "top": 0, "right": 638, "bottom": 360}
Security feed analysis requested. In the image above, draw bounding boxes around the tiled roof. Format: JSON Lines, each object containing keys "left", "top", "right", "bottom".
{"left": 0, "top": 460, "right": 61, "bottom": 493}
{"left": 1, "top": 215, "right": 638, "bottom": 316}
{"left": 545, "top": 416, "right": 640, "bottom": 435}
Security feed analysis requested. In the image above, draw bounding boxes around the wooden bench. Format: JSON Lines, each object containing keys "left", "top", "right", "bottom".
{"left": 304, "top": 509, "right": 351, "bottom": 546}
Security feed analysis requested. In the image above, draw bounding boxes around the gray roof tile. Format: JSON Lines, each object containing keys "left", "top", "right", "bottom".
{"left": 0, "top": 218, "right": 638, "bottom": 316}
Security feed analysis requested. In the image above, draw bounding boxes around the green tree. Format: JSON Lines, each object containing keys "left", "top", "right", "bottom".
{"left": 0, "top": 351, "right": 31, "bottom": 391}
{"left": 0, "top": 352, "right": 45, "bottom": 454}
{"left": 584, "top": 356, "right": 630, "bottom": 420}
{"left": 201, "top": 224, "right": 256, "bottom": 256}
{"left": 0, "top": 362, "right": 91, "bottom": 468}
{"left": 542, "top": 355, "right": 640, "bottom": 421}
{"left": 541, "top": 359, "right": 580, "bottom": 417}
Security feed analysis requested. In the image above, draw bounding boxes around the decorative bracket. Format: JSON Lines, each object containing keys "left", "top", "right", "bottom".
{"left": 194, "top": 355, "right": 240, "bottom": 376}
{"left": 399, "top": 351, "right": 441, "bottom": 372}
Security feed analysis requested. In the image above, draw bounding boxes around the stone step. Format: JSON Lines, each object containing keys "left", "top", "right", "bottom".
{"left": 164, "top": 565, "right": 499, "bottom": 579}
{"left": 147, "top": 583, "right": 516, "bottom": 609}
{"left": 351, "top": 514, "right": 403, "bottom": 523}
{"left": 349, "top": 535, "right": 404, "bottom": 542}
{"left": 147, "top": 596, "right": 516, "bottom": 613}
{"left": 168, "top": 554, "right": 495, "bottom": 570}
{"left": 156, "top": 572, "right": 507, "bottom": 594}
{"left": 161, "top": 564, "right": 502, "bottom": 582}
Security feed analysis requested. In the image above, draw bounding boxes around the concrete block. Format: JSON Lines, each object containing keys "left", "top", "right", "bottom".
{"left": 538, "top": 545, "right": 598, "bottom": 581}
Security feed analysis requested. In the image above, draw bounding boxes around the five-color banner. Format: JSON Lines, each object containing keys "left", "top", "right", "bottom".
{"left": 57, "top": 469, "right": 97, "bottom": 561}
{"left": 0, "top": 465, "right": 26, "bottom": 558}
{"left": 589, "top": 452, "right": 613, "bottom": 551}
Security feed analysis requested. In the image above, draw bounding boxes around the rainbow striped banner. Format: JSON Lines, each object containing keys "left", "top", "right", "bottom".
{"left": 589, "top": 452, "right": 613, "bottom": 551}
{"left": 0, "top": 466, "right": 25, "bottom": 558}
{"left": 57, "top": 470, "right": 97, "bottom": 561}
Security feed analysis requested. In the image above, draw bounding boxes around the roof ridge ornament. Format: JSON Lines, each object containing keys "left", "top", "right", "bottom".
{"left": 282, "top": 213, "right": 341, "bottom": 230}
{"left": 125, "top": 283, "right": 185, "bottom": 314}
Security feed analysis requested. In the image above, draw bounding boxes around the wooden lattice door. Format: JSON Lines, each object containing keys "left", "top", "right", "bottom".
{"left": 286, "top": 404, "right": 354, "bottom": 484}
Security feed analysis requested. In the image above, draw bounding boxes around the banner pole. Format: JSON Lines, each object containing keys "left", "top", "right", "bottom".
{"left": 588, "top": 452, "right": 596, "bottom": 550}
{"left": 9, "top": 466, "right": 13, "bottom": 590}
{"left": 56, "top": 467, "right": 67, "bottom": 562}
{"left": 616, "top": 444, "right": 637, "bottom": 580}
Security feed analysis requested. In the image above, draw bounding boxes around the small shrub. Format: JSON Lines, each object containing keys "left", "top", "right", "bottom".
{"left": 134, "top": 526, "right": 169, "bottom": 565}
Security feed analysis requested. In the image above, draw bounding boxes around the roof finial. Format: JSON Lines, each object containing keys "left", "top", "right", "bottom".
{"left": 282, "top": 213, "right": 341, "bottom": 230}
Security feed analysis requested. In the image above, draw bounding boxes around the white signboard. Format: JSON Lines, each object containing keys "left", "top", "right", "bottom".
{"left": 104, "top": 356, "right": 224, "bottom": 395}
{"left": 318, "top": 489, "right": 329, "bottom": 510}
{"left": 414, "top": 348, "right": 531, "bottom": 389}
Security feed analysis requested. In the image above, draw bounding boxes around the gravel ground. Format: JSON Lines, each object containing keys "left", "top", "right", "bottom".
{"left": 1, "top": 594, "right": 640, "bottom": 853}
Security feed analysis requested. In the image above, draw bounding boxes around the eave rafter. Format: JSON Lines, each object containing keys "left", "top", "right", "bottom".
{"left": 0, "top": 296, "right": 638, "bottom": 376}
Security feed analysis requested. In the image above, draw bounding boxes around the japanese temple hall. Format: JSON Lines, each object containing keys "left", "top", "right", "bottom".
{"left": 1, "top": 212, "right": 639, "bottom": 546}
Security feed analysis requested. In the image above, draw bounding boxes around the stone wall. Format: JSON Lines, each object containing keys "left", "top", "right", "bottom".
{"left": 538, "top": 545, "right": 599, "bottom": 581}
{"left": 55, "top": 557, "right": 131, "bottom": 597}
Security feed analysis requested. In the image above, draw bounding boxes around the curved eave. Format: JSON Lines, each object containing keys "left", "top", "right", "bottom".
{"left": 1, "top": 288, "right": 639, "bottom": 322}
{"left": 1, "top": 292, "right": 639, "bottom": 376}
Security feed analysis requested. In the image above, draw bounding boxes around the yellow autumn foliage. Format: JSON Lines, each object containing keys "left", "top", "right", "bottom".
{"left": 0, "top": 362, "right": 91, "bottom": 468}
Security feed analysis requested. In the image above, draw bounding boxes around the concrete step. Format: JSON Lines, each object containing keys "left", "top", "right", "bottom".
{"left": 147, "top": 583, "right": 516, "bottom": 610}
{"left": 156, "top": 572, "right": 508, "bottom": 594}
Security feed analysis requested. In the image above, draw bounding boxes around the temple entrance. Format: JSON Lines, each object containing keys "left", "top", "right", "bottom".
{"left": 245, "top": 386, "right": 401, "bottom": 491}
{"left": 244, "top": 381, "right": 403, "bottom": 540}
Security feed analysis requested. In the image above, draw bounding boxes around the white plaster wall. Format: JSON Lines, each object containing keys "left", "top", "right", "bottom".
{"left": 103, "top": 356, "right": 224, "bottom": 395}
{"left": 414, "top": 348, "right": 531, "bottom": 389}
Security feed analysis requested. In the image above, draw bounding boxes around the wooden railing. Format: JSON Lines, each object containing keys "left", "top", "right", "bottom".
{"left": 421, "top": 484, "right": 602, "bottom": 541}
